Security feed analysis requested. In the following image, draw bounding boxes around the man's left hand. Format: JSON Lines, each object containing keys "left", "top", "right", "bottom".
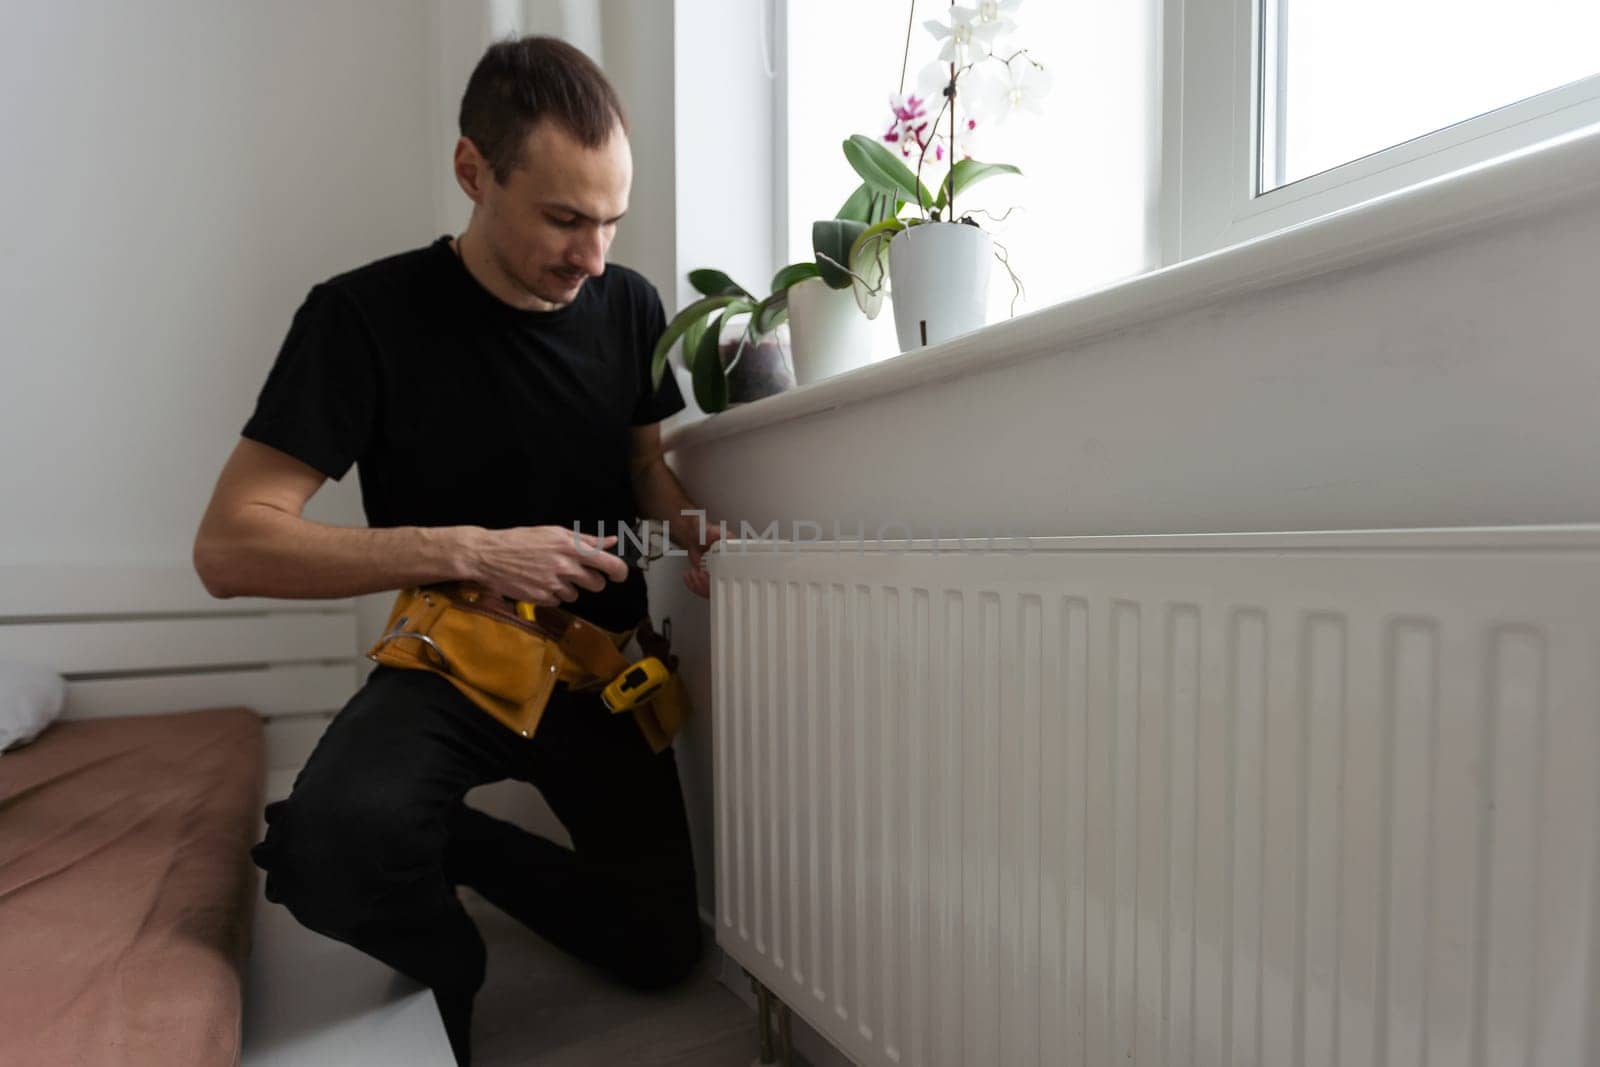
{"left": 682, "top": 523, "right": 722, "bottom": 599}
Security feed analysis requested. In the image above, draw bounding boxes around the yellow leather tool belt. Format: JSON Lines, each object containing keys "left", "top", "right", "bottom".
{"left": 365, "top": 581, "right": 689, "bottom": 753}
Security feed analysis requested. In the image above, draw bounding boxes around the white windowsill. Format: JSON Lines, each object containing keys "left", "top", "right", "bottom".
{"left": 662, "top": 118, "right": 1600, "bottom": 456}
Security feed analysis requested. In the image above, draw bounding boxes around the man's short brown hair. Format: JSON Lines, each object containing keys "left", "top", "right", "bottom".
{"left": 459, "top": 35, "right": 628, "bottom": 184}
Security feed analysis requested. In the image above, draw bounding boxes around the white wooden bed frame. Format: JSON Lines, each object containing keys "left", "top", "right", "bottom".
{"left": 0, "top": 563, "right": 454, "bottom": 1065}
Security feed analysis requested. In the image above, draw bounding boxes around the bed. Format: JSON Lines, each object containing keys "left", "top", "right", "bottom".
{"left": 0, "top": 564, "right": 396, "bottom": 1065}
{"left": 0, "top": 706, "right": 264, "bottom": 1064}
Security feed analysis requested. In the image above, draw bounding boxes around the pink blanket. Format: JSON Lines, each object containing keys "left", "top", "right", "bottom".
{"left": 0, "top": 707, "right": 264, "bottom": 1066}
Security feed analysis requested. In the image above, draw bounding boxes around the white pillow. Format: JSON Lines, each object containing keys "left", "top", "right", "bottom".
{"left": 0, "top": 661, "right": 66, "bottom": 752}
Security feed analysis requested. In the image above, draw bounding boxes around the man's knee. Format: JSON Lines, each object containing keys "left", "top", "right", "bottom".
{"left": 611, "top": 900, "right": 705, "bottom": 991}
{"left": 253, "top": 783, "right": 445, "bottom": 934}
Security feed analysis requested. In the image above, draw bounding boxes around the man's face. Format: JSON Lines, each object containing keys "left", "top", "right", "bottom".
{"left": 472, "top": 118, "right": 632, "bottom": 308}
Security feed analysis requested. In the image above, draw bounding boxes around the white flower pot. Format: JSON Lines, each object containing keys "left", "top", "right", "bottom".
{"left": 786, "top": 276, "right": 875, "bottom": 386}
{"left": 887, "top": 221, "right": 992, "bottom": 351}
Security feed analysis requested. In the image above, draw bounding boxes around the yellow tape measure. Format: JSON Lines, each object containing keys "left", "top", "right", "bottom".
{"left": 601, "top": 656, "right": 670, "bottom": 713}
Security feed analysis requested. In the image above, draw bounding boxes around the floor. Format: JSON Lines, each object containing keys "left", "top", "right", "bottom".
{"left": 243, "top": 783, "right": 765, "bottom": 1067}
{"left": 241, "top": 878, "right": 765, "bottom": 1066}
{"left": 464, "top": 889, "right": 763, "bottom": 1066}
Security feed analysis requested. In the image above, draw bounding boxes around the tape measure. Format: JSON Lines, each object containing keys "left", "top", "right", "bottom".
{"left": 601, "top": 656, "right": 671, "bottom": 713}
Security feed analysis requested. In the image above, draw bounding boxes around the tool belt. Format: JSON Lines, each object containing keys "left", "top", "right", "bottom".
{"left": 365, "top": 581, "right": 689, "bottom": 753}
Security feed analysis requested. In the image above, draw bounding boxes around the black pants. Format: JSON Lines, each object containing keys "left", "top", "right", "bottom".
{"left": 251, "top": 665, "right": 703, "bottom": 1065}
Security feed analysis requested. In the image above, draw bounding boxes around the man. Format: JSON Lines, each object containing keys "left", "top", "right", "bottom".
{"left": 192, "top": 36, "right": 718, "bottom": 1065}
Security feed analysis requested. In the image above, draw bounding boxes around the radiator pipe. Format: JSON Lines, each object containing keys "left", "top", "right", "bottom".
{"left": 748, "top": 973, "right": 793, "bottom": 1066}
{"left": 751, "top": 974, "right": 776, "bottom": 1064}
{"left": 777, "top": 1000, "right": 793, "bottom": 1064}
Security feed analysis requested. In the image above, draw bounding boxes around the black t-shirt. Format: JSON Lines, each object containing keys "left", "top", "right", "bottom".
{"left": 241, "top": 235, "right": 686, "bottom": 631}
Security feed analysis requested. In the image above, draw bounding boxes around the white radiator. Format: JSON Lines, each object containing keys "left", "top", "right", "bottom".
{"left": 708, "top": 528, "right": 1600, "bottom": 1067}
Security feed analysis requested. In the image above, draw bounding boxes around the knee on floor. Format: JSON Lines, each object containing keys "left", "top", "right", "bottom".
{"left": 609, "top": 907, "right": 705, "bottom": 991}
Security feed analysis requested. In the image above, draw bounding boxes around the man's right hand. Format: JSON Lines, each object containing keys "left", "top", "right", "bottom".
{"left": 466, "top": 525, "right": 630, "bottom": 607}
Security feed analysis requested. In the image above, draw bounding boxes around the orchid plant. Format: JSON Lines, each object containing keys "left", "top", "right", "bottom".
{"left": 650, "top": 193, "right": 890, "bottom": 411}
{"left": 650, "top": 1, "right": 1052, "bottom": 409}
{"left": 832, "top": 0, "right": 1051, "bottom": 318}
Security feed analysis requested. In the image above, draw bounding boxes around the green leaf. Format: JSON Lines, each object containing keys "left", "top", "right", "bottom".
{"left": 769, "top": 261, "right": 821, "bottom": 294}
{"left": 841, "top": 187, "right": 903, "bottom": 230}
{"left": 812, "top": 219, "right": 867, "bottom": 290}
{"left": 835, "top": 183, "right": 876, "bottom": 223}
{"left": 688, "top": 269, "right": 752, "bottom": 298}
{"left": 933, "top": 159, "right": 1022, "bottom": 212}
{"left": 845, "top": 217, "right": 904, "bottom": 319}
{"left": 842, "top": 134, "right": 933, "bottom": 212}
{"left": 652, "top": 293, "right": 744, "bottom": 389}
{"left": 752, "top": 289, "right": 790, "bottom": 335}
{"left": 693, "top": 310, "right": 731, "bottom": 413}
{"left": 680, "top": 314, "right": 708, "bottom": 373}
{"left": 868, "top": 191, "right": 902, "bottom": 227}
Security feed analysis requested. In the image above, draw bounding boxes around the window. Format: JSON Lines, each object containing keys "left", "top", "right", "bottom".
{"left": 780, "top": 1, "right": 1600, "bottom": 341}
{"left": 1260, "top": 0, "right": 1600, "bottom": 193}
{"left": 782, "top": 0, "right": 1156, "bottom": 358}
{"left": 1177, "top": 0, "right": 1600, "bottom": 258}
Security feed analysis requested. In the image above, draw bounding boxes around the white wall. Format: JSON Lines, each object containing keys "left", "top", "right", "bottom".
{"left": 671, "top": 1, "right": 778, "bottom": 313}
{"left": 598, "top": 0, "right": 678, "bottom": 314}
{"left": 0, "top": 1, "right": 438, "bottom": 568}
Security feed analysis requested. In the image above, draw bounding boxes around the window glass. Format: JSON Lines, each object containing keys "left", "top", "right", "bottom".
{"left": 1260, "top": 0, "right": 1600, "bottom": 193}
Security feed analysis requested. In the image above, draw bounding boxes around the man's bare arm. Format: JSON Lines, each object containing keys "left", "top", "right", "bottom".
{"left": 192, "top": 438, "right": 481, "bottom": 600}
{"left": 194, "top": 438, "right": 626, "bottom": 604}
{"left": 630, "top": 423, "right": 721, "bottom": 600}
{"left": 628, "top": 423, "right": 707, "bottom": 548}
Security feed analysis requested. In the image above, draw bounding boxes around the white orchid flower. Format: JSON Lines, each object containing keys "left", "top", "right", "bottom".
{"left": 923, "top": 6, "right": 1004, "bottom": 67}
{"left": 906, "top": 59, "right": 986, "bottom": 162}
{"left": 972, "top": 0, "right": 1023, "bottom": 39}
{"left": 915, "top": 58, "right": 951, "bottom": 104}
{"left": 978, "top": 52, "right": 1053, "bottom": 125}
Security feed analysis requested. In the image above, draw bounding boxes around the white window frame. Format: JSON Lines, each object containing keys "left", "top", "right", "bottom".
{"left": 771, "top": 0, "right": 790, "bottom": 271}
{"left": 1167, "top": 0, "right": 1600, "bottom": 263}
